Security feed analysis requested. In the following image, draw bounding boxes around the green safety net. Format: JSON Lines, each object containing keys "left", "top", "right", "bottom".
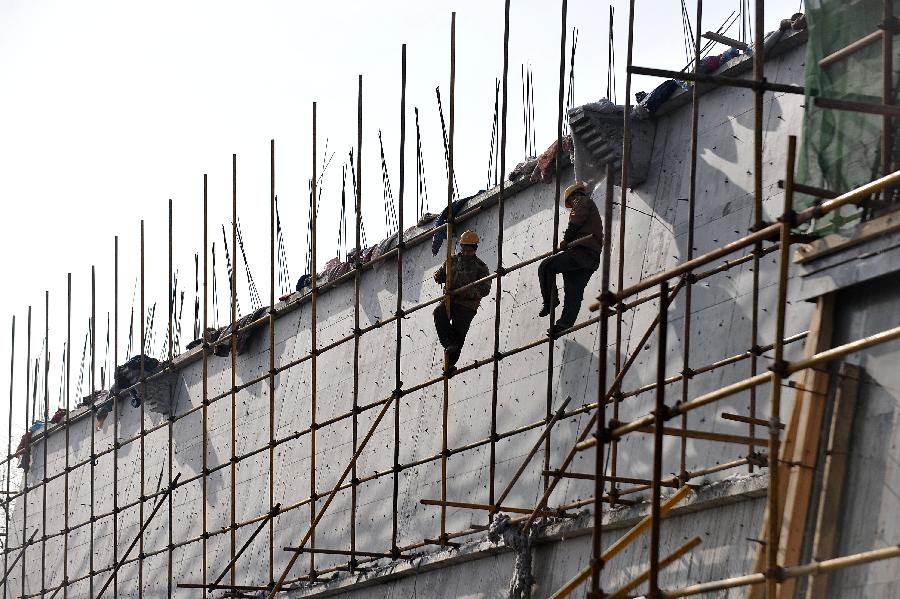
{"left": 796, "top": 0, "right": 900, "bottom": 235}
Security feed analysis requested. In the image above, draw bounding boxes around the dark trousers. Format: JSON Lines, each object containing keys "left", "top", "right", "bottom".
{"left": 538, "top": 247, "right": 600, "bottom": 327}
{"left": 433, "top": 303, "right": 478, "bottom": 365}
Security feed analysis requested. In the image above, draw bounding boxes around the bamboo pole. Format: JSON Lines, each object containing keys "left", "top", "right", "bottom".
{"left": 230, "top": 153, "right": 238, "bottom": 590}
{"left": 267, "top": 387, "right": 395, "bottom": 597}
{"left": 488, "top": 0, "right": 512, "bottom": 519}
{"left": 549, "top": 486, "right": 693, "bottom": 599}
{"left": 111, "top": 239, "right": 117, "bottom": 599}
{"left": 391, "top": 42, "right": 407, "bottom": 559}
{"left": 648, "top": 282, "right": 669, "bottom": 594}
{"left": 309, "top": 101, "right": 319, "bottom": 577}
{"left": 680, "top": 0, "right": 702, "bottom": 483}
{"left": 588, "top": 165, "right": 615, "bottom": 598}
{"left": 2, "top": 315, "right": 13, "bottom": 599}
{"left": 763, "top": 135, "right": 795, "bottom": 599}
{"left": 42, "top": 290, "right": 51, "bottom": 594}
{"left": 350, "top": 73, "right": 363, "bottom": 571}
{"left": 201, "top": 173, "right": 209, "bottom": 597}
{"left": 663, "top": 545, "right": 900, "bottom": 598}
{"left": 544, "top": 0, "right": 567, "bottom": 499}
{"left": 90, "top": 268, "right": 96, "bottom": 598}
{"left": 138, "top": 221, "right": 145, "bottom": 599}
{"left": 268, "top": 139, "right": 277, "bottom": 585}
{"left": 607, "top": 536, "right": 702, "bottom": 599}
{"left": 167, "top": 197, "right": 174, "bottom": 599}
{"left": 439, "top": 11, "right": 456, "bottom": 547}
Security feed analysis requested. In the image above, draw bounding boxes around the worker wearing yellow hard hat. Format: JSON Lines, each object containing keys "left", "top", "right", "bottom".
{"left": 433, "top": 230, "right": 491, "bottom": 372}
{"left": 538, "top": 181, "right": 604, "bottom": 333}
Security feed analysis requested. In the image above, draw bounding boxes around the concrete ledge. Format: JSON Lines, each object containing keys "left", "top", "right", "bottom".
{"left": 287, "top": 473, "right": 767, "bottom": 597}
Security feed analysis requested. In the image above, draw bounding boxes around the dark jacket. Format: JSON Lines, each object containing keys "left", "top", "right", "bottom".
{"left": 434, "top": 253, "right": 492, "bottom": 311}
{"left": 563, "top": 194, "right": 604, "bottom": 256}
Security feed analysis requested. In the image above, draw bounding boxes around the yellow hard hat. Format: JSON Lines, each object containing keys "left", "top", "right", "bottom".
{"left": 564, "top": 181, "right": 588, "bottom": 208}
{"left": 459, "top": 230, "right": 480, "bottom": 245}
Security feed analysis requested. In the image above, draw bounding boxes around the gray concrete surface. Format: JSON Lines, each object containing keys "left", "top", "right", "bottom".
{"left": 4, "top": 39, "right": 817, "bottom": 598}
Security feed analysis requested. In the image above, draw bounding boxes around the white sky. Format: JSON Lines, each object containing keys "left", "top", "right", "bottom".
{"left": 0, "top": 0, "right": 792, "bottom": 452}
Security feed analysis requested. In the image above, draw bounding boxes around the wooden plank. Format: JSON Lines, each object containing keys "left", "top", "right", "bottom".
{"left": 805, "top": 363, "right": 861, "bottom": 599}
{"left": 748, "top": 294, "right": 834, "bottom": 599}
{"left": 794, "top": 211, "right": 900, "bottom": 264}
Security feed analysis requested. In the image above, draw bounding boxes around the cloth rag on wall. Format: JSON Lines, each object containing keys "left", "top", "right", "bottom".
{"left": 212, "top": 306, "right": 268, "bottom": 357}
{"left": 488, "top": 514, "right": 541, "bottom": 599}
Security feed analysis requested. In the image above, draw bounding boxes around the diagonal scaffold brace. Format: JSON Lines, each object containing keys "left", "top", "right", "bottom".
{"left": 94, "top": 473, "right": 181, "bottom": 599}
{"left": 0, "top": 529, "right": 38, "bottom": 587}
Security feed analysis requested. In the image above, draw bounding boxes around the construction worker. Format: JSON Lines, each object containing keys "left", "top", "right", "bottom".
{"left": 538, "top": 181, "right": 603, "bottom": 332}
{"left": 433, "top": 230, "right": 491, "bottom": 370}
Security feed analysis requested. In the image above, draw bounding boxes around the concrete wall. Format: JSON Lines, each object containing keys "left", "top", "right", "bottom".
{"left": 4, "top": 40, "right": 812, "bottom": 598}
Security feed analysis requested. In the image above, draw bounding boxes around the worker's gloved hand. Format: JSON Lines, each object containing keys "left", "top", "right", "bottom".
{"left": 559, "top": 240, "right": 568, "bottom": 250}
{"left": 433, "top": 272, "right": 441, "bottom": 283}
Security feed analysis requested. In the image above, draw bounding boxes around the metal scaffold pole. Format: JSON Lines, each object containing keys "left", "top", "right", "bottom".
{"left": 488, "top": 0, "right": 511, "bottom": 517}
{"left": 201, "top": 173, "right": 210, "bottom": 595}
{"left": 543, "top": 0, "right": 567, "bottom": 494}
{"left": 268, "top": 138, "right": 277, "bottom": 587}
{"left": 351, "top": 73, "right": 363, "bottom": 571}
{"left": 2, "top": 315, "right": 13, "bottom": 599}
{"left": 440, "top": 10, "right": 456, "bottom": 547}
{"left": 391, "top": 42, "right": 407, "bottom": 559}
{"left": 309, "top": 101, "right": 319, "bottom": 578}
{"left": 230, "top": 153, "right": 239, "bottom": 591}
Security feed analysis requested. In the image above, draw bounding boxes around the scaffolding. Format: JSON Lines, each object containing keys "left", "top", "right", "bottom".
{"left": 1, "top": 1, "right": 899, "bottom": 598}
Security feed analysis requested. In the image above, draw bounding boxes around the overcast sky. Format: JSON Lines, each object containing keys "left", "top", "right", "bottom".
{"left": 0, "top": 1, "right": 791, "bottom": 452}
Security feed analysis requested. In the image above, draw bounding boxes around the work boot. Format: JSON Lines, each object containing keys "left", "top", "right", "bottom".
{"left": 538, "top": 298, "right": 560, "bottom": 317}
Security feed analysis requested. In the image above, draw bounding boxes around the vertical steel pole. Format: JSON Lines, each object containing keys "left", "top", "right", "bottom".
{"left": 543, "top": 0, "right": 567, "bottom": 494}
{"left": 649, "top": 281, "right": 669, "bottom": 595}
{"left": 391, "top": 43, "right": 407, "bottom": 558}
{"left": 41, "top": 290, "right": 49, "bottom": 599}
{"left": 268, "top": 140, "right": 276, "bottom": 586}
{"left": 611, "top": 0, "right": 635, "bottom": 503}
{"left": 310, "top": 102, "right": 318, "bottom": 577}
{"left": 588, "top": 165, "right": 615, "bottom": 598}
{"left": 440, "top": 11, "right": 456, "bottom": 546}
{"left": 167, "top": 198, "right": 174, "bottom": 599}
{"left": 20, "top": 305, "right": 30, "bottom": 599}
{"left": 3, "top": 315, "right": 13, "bottom": 599}
{"left": 488, "top": 0, "right": 511, "bottom": 516}
{"left": 748, "top": 0, "right": 766, "bottom": 470}
{"left": 139, "top": 221, "right": 146, "bottom": 599}
{"left": 765, "top": 136, "right": 796, "bottom": 599}
{"left": 230, "top": 153, "right": 238, "bottom": 590}
{"left": 64, "top": 275, "right": 71, "bottom": 599}
{"left": 201, "top": 175, "right": 209, "bottom": 594}
{"left": 679, "top": 0, "right": 703, "bottom": 485}
{"left": 350, "top": 74, "right": 363, "bottom": 572}
{"left": 112, "top": 238, "right": 118, "bottom": 599}
{"left": 90, "top": 267, "right": 96, "bottom": 598}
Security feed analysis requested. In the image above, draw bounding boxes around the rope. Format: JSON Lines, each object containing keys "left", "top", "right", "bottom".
{"left": 565, "top": 28, "right": 578, "bottom": 137}
{"left": 236, "top": 218, "right": 262, "bottom": 311}
{"left": 608, "top": 5, "right": 616, "bottom": 103}
{"left": 221, "top": 225, "right": 241, "bottom": 319}
{"left": 379, "top": 130, "right": 399, "bottom": 236}
{"left": 415, "top": 107, "right": 430, "bottom": 220}
{"left": 435, "top": 86, "right": 461, "bottom": 201}
{"left": 487, "top": 78, "right": 500, "bottom": 190}
{"left": 339, "top": 164, "right": 348, "bottom": 260}
{"left": 193, "top": 253, "right": 200, "bottom": 340}
{"left": 348, "top": 150, "right": 367, "bottom": 247}
{"left": 275, "top": 196, "right": 291, "bottom": 296}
